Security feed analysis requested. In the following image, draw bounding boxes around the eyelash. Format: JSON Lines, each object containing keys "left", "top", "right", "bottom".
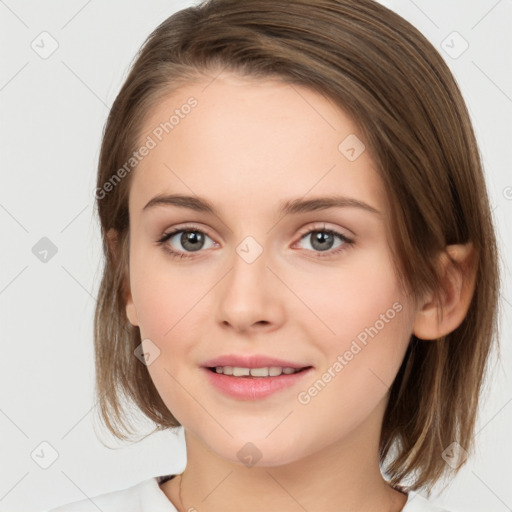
{"left": 156, "top": 223, "right": 354, "bottom": 261}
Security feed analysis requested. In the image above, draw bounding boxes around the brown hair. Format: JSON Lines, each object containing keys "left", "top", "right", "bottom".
{"left": 93, "top": 0, "right": 500, "bottom": 494}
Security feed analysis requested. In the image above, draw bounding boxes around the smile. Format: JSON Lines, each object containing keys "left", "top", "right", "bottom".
{"left": 203, "top": 365, "right": 313, "bottom": 400}
{"left": 209, "top": 366, "right": 305, "bottom": 377}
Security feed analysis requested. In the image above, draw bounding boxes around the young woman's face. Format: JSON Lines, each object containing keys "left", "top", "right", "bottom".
{"left": 125, "top": 71, "right": 417, "bottom": 466}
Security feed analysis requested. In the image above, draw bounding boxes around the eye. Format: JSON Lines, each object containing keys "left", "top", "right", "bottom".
{"left": 157, "top": 226, "right": 217, "bottom": 259}
{"left": 294, "top": 225, "right": 353, "bottom": 257}
{"left": 156, "top": 223, "right": 354, "bottom": 261}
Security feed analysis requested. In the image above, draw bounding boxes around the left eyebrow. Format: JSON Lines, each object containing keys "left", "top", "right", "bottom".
{"left": 280, "top": 196, "right": 381, "bottom": 216}
{"left": 142, "top": 193, "right": 381, "bottom": 216}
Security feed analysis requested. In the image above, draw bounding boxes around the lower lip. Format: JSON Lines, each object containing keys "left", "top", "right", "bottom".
{"left": 202, "top": 367, "right": 313, "bottom": 400}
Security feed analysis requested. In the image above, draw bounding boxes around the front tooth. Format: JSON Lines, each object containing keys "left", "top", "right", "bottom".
{"left": 269, "top": 366, "right": 283, "bottom": 376}
{"left": 223, "top": 366, "right": 234, "bottom": 375}
{"left": 233, "top": 366, "right": 250, "bottom": 376}
{"left": 250, "top": 367, "right": 269, "bottom": 377}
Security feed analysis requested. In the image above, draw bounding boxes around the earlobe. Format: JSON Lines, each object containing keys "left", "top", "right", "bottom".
{"left": 107, "top": 228, "right": 139, "bottom": 327}
{"left": 413, "top": 242, "right": 477, "bottom": 340}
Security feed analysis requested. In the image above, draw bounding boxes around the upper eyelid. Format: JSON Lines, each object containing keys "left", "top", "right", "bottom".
{"left": 162, "top": 224, "right": 215, "bottom": 241}
{"left": 162, "top": 222, "right": 350, "bottom": 235}
{"left": 297, "top": 223, "right": 351, "bottom": 238}
{"left": 161, "top": 223, "right": 353, "bottom": 246}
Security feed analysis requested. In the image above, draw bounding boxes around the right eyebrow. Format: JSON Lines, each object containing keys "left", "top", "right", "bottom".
{"left": 143, "top": 194, "right": 216, "bottom": 214}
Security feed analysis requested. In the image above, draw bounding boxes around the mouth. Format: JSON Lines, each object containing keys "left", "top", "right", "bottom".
{"left": 205, "top": 365, "right": 312, "bottom": 378}
{"left": 201, "top": 356, "right": 314, "bottom": 400}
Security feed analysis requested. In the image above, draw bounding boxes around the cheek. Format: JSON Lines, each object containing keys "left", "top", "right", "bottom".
{"left": 295, "top": 250, "right": 413, "bottom": 420}
{"left": 129, "top": 247, "right": 207, "bottom": 339}
{"left": 130, "top": 260, "right": 208, "bottom": 424}
{"left": 128, "top": 250, "right": 213, "bottom": 419}
{"left": 298, "top": 246, "right": 405, "bottom": 349}
{"left": 292, "top": 246, "right": 413, "bottom": 410}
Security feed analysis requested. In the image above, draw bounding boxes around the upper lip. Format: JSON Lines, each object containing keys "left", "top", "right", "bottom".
{"left": 202, "top": 354, "right": 311, "bottom": 369}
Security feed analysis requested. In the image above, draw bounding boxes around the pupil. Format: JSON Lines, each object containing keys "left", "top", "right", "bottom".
{"left": 182, "top": 231, "right": 203, "bottom": 251}
{"left": 312, "top": 231, "right": 333, "bottom": 251}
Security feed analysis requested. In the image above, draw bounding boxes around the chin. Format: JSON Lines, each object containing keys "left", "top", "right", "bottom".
{"left": 212, "top": 434, "right": 309, "bottom": 468}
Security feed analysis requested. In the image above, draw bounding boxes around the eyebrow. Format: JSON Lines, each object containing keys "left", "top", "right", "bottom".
{"left": 142, "top": 193, "right": 381, "bottom": 216}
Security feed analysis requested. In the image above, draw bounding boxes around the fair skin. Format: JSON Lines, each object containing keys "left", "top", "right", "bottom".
{"left": 109, "top": 71, "right": 476, "bottom": 512}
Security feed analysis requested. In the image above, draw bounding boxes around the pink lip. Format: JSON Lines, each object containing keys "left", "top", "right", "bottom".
{"left": 201, "top": 354, "right": 314, "bottom": 400}
{"left": 202, "top": 354, "right": 309, "bottom": 369}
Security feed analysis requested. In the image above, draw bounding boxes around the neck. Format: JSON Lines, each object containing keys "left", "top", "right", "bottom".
{"left": 161, "top": 399, "right": 408, "bottom": 512}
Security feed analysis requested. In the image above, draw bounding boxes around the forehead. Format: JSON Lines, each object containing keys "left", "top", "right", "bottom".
{"left": 129, "top": 72, "right": 387, "bottom": 220}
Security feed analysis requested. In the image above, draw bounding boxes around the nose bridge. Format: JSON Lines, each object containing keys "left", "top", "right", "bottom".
{"left": 215, "top": 233, "right": 283, "bottom": 330}
{"left": 226, "top": 234, "right": 269, "bottom": 300}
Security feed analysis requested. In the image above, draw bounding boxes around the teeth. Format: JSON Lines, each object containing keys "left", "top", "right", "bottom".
{"left": 214, "top": 366, "right": 300, "bottom": 377}
{"left": 250, "top": 367, "right": 269, "bottom": 377}
{"left": 233, "top": 367, "right": 250, "bottom": 377}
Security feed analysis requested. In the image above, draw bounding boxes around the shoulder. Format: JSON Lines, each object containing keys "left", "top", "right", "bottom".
{"left": 402, "top": 489, "right": 453, "bottom": 512}
{"left": 46, "top": 475, "right": 178, "bottom": 512}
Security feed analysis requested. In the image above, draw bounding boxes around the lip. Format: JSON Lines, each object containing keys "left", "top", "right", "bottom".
{"left": 202, "top": 354, "right": 309, "bottom": 369}
{"left": 201, "top": 354, "right": 314, "bottom": 400}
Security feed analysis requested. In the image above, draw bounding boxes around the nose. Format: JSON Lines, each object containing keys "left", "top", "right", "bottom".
{"left": 214, "top": 240, "right": 286, "bottom": 334}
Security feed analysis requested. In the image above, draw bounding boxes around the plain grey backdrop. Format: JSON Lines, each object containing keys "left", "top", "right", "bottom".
{"left": 1, "top": 1, "right": 511, "bottom": 511}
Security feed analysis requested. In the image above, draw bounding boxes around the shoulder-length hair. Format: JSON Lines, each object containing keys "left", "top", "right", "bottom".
{"left": 93, "top": 0, "right": 500, "bottom": 494}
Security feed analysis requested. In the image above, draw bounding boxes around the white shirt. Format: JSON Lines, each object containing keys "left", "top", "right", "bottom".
{"left": 47, "top": 475, "right": 451, "bottom": 512}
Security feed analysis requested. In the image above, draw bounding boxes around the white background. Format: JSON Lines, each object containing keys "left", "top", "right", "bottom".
{"left": 1, "top": 1, "right": 511, "bottom": 511}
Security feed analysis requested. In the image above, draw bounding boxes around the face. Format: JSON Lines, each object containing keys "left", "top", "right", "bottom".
{"left": 124, "top": 71, "right": 417, "bottom": 466}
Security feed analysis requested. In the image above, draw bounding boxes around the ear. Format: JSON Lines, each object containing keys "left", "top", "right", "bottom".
{"left": 106, "top": 228, "right": 139, "bottom": 327}
{"left": 412, "top": 242, "right": 477, "bottom": 340}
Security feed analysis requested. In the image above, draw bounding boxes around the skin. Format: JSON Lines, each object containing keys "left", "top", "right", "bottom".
{"left": 110, "top": 70, "right": 476, "bottom": 512}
